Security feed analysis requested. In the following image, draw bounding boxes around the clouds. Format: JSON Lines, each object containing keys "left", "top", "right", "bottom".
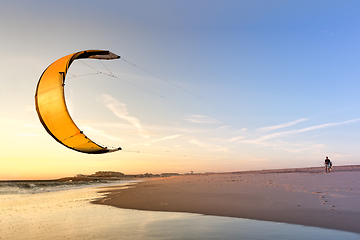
{"left": 189, "top": 138, "right": 229, "bottom": 152}
{"left": 234, "top": 117, "right": 360, "bottom": 155}
{"left": 228, "top": 136, "right": 245, "bottom": 142}
{"left": 81, "top": 125, "right": 124, "bottom": 143}
{"left": 100, "top": 93, "right": 360, "bottom": 156}
{"left": 255, "top": 118, "right": 360, "bottom": 143}
{"left": 100, "top": 92, "right": 360, "bottom": 162}
{"left": 100, "top": 95, "right": 232, "bottom": 151}
{"left": 256, "top": 118, "right": 308, "bottom": 132}
{"left": 185, "top": 115, "right": 221, "bottom": 124}
{"left": 131, "top": 134, "right": 183, "bottom": 147}
{"left": 101, "top": 94, "right": 188, "bottom": 148}
{"left": 102, "top": 94, "right": 150, "bottom": 139}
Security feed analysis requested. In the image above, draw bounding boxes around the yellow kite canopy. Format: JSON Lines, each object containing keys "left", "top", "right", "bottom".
{"left": 35, "top": 50, "right": 121, "bottom": 154}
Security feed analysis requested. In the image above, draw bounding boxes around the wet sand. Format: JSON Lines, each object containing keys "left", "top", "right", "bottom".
{"left": 94, "top": 166, "right": 360, "bottom": 234}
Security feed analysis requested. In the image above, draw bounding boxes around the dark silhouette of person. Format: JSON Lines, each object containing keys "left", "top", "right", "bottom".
{"left": 324, "top": 156, "right": 331, "bottom": 173}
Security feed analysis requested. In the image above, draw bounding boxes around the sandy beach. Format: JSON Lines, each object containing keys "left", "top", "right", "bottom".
{"left": 1, "top": 167, "right": 360, "bottom": 239}
{"left": 94, "top": 165, "right": 360, "bottom": 234}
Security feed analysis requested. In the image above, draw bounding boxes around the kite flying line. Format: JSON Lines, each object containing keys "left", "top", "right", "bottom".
{"left": 75, "top": 57, "right": 258, "bottom": 128}
{"left": 76, "top": 60, "right": 225, "bottom": 121}
{"left": 120, "top": 58, "right": 258, "bottom": 127}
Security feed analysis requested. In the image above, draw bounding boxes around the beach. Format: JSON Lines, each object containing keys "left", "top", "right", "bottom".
{"left": 1, "top": 166, "right": 360, "bottom": 239}
{"left": 94, "top": 165, "right": 360, "bottom": 234}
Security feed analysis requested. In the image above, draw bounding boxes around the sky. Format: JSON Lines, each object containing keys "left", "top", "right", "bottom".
{"left": 1, "top": 0, "right": 360, "bottom": 180}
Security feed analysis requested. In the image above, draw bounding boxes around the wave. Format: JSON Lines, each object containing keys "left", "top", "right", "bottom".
{"left": 0, "top": 180, "right": 132, "bottom": 195}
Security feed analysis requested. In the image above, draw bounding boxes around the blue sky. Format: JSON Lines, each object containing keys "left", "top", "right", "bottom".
{"left": 1, "top": 0, "right": 360, "bottom": 179}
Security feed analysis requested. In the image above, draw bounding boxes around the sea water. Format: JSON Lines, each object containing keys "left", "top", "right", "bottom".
{"left": 0, "top": 181, "right": 359, "bottom": 240}
{"left": 0, "top": 179, "right": 138, "bottom": 195}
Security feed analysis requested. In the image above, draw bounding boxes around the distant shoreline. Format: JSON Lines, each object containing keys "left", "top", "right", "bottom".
{"left": 2, "top": 164, "right": 359, "bottom": 182}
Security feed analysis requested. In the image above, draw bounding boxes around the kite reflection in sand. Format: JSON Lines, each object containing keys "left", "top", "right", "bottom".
{"left": 35, "top": 50, "right": 122, "bottom": 154}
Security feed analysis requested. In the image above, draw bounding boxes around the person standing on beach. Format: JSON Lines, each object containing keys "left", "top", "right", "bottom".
{"left": 324, "top": 156, "right": 331, "bottom": 173}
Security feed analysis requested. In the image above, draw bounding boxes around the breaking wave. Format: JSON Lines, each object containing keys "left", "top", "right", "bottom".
{"left": 0, "top": 180, "right": 134, "bottom": 195}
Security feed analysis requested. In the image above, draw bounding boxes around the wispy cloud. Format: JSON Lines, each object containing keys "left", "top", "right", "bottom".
{"left": 228, "top": 136, "right": 245, "bottom": 142}
{"left": 248, "top": 118, "right": 360, "bottom": 143}
{"left": 257, "top": 118, "right": 308, "bottom": 132}
{"left": 185, "top": 115, "right": 221, "bottom": 124}
{"left": 296, "top": 118, "right": 360, "bottom": 132}
{"left": 81, "top": 126, "right": 124, "bottom": 142}
{"left": 131, "top": 134, "right": 183, "bottom": 147}
{"left": 102, "top": 94, "right": 149, "bottom": 138}
{"left": 189, "top": 138, "right": 229, "bottom": 152}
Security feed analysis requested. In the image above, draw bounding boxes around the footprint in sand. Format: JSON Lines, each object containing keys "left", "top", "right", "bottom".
{"left": 321, "top": 197, "right": 329, "bottom": 205}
